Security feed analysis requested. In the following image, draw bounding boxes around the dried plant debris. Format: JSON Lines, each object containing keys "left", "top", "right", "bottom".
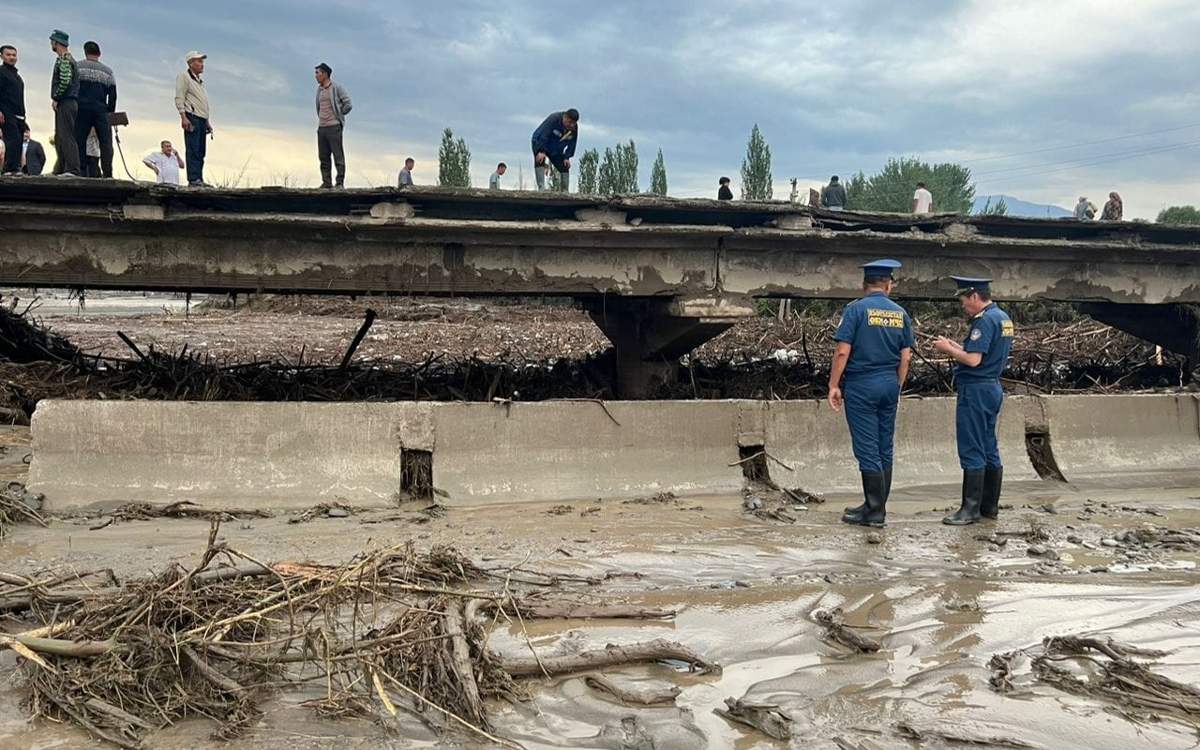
{"left": 288, "top": 502, "right": 355, "bottom": 523}
{"left": 0, "top": 481, "right": 46, "bottom": 538}
{"left": 0, "top": 526, "right": 716, "bottom": 748}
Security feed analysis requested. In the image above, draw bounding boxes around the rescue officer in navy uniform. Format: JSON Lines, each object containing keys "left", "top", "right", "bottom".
{"left": 828, "top": 259, "right": 913, "bottom": 527}
{"left": 933, "top": 277, "right": 1015, "bottom": 525}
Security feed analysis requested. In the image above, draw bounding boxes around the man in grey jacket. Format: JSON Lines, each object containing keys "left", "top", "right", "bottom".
{"left": 314, "top": 63, "right": 351, "bottom": 189}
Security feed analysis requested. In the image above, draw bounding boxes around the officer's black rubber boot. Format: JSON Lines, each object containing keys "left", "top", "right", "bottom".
{"left": 841, "top": 501, "right": 867, "bottom": 523}
{"left": 844, "top": 471, "right": 887, "bottom": 527}
{"left": 943, "top": 470, "right": 985, "bottom": 525}
{"left": 981, "top": 466, "right": 1004, "bottom": 520}
{"left": 843, "top": 465, "right": 892, "bottom": 523}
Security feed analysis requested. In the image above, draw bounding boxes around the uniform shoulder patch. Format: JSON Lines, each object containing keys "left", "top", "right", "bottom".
{"left": 970, "top": 328, "right": 983, "bottom": 341}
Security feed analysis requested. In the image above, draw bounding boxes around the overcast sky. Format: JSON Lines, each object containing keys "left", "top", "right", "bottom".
{"left": 7, "top": 0, "right": 1199, "bottom": 218}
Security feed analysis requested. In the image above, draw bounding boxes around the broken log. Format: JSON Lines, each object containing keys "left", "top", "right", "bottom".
{"left": 714, "top": 697, "right": 794, "bottom": 740}
{"left": 499, "top": 638, "right": 719, "bottom": 677}
{"left": 814, "top": 608, "right": 882, "bottom": 653}
{"left": 584, "top": 674, "right": 680, "bottom": 706}
{"left": 496, "top": 600, "right": 676, "bottom": 620}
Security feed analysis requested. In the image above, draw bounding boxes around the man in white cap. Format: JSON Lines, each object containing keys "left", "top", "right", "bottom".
{"left": 175, "top": 51, "right": 212, "bottom": 186}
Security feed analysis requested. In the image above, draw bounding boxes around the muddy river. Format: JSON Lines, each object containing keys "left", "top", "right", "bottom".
{"left": 2, "top": 443, "right": 1198, "bottom": 748}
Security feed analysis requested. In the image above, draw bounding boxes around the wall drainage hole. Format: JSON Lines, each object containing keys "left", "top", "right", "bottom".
{"left": 739, "top": 445, "right": 770, "bottom": 483}
{"left": 400, "top": 448, "right": 434, "bottom": 501}
{"left": 1025, "top": 431, "right": 1066, "bottom": 482}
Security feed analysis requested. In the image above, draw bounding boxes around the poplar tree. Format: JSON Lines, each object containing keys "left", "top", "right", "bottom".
{"left": 577, "top": 149, "right": 600, "bottom": 194}
{"left": 650, "top": 149, "right": 668, "bottom": 196}
{"left": 437, "top": 128, "right": 472, "bottom": 187}
{"left": 740, "top": 124, "right": 773, "bottom": 200}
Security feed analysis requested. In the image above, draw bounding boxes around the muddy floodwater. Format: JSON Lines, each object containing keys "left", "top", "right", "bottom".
{"left": 2, "top": 431, "right": 1198, "bottom": 748}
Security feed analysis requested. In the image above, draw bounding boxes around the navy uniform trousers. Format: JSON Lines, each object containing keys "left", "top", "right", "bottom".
{"left": 843, "top": 373, "right": 900, "bottom": 473}
{"left": 956, "top": 381, "right": 1003, "bottom": 470}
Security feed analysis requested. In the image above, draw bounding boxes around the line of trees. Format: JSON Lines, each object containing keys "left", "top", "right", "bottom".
{"left": 439, "top": 122, "right": 1198, "bottom": 224}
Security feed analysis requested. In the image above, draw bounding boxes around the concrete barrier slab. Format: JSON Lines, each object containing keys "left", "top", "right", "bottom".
{"left": 430, "top": 401, "right": 744, "bottom": 503}
{"left": 763, "top": 396, "right": 1036, "bottom": 493}
{"left": 1042, "top": 394, "right": 1200, "bottom": 478}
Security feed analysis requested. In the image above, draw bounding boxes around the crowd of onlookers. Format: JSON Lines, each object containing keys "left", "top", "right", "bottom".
{"left": 0, "top": 29, "right": 1127, "bottom": 220}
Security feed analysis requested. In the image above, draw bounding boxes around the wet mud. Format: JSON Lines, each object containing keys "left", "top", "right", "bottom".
{"left": 1, "top": 436, "right": 1199, "bottom": 748}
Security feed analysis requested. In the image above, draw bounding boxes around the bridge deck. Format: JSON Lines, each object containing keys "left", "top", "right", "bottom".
{"left": 2, "top": 177, "right": 1198, "bottom": 303}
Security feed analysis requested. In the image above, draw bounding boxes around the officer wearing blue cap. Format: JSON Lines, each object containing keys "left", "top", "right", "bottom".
{"left": 828, "top": 259, "right": 913, "bottom": 527}
{"left": 933, "top": 277, "right": 1014, "bottom": 525}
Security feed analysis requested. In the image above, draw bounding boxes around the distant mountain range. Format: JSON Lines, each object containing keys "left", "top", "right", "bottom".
{"left": 973, "top": 194, "right": 1072, "bottom": 218}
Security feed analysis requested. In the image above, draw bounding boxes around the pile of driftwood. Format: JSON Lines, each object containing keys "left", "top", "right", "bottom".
{"left": 990, "top": 634, "right": 1199, "bottom": 730}
{"left": 0, "top": 301, "right": 1192, "bottom": 411}
{"left": 0, "top": 524, "right": 716, "bottom": 748}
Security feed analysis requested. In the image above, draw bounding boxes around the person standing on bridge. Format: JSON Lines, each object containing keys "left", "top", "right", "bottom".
{"left": 912, "top": 182, "right": 934, "bottom": 214}
{"left": 828, "top": 259, "right": 913, "bottom": 528}
{"left": 175, "top": 51, "right": 212, "bottom": 187}
{"left": 75, "top": 41, "right": 116, "bottom": 179}
{"left": 48, "top": 30, "right": 80, "bottom": 177}
{"left": 314, "top": 62, "right": 352, "bottom": 189}
{"left": 531, "top": 108, "right": 578, "bottom": 191}
{"left": 821, "top": 175, "right": 847, "bottom": 211}
{"left": 933, "top": 277, "right": 1014, "bottom": 526}
{"left": 0, "top": 44, "right": 26, "bottom": 176}
{"left": 718, "top": 176, "right": 733, "bottom": 200}
{"left": 398, "top": 157, "right": 415, "bottom": 187}
{"left": 489, "top": 162, "right": 506, "bottom": 189}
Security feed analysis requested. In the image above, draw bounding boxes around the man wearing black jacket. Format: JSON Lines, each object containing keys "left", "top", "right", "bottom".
{"left": 75, "top": 41, "right": 115, "bottom": 178}
{"left": 0, "top": 45, "right": 25, "bottom": 175}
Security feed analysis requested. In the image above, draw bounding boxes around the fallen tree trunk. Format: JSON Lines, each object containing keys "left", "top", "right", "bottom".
{"left": 585, "top": 674, "right": 680, "bottom": 705}
{"left": 498, "top": 638, "right": 718, "bottom": 677}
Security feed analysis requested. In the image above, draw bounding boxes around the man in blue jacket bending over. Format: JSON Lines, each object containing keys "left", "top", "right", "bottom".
{"left": 828, "top": 259, "right": 914, "bottom": 528}
{"left": 531, "top": 108, "right": 578, "bottom": 191}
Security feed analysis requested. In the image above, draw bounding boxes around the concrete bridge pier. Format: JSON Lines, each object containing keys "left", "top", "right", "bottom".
{"left": 585, "top": 295, "right": 757, "bottom": 397}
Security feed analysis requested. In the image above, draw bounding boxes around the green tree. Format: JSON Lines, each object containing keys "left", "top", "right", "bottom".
{"left": 437, "top": 128, "right": 472, "bottom": 187}
{"left": 740, "top": 124, "right": 773, "bottom": 200}
{"left": 597, "top": 140, "right": 639, "bottom": 193}
{"left": 577, "top": 149, "right": 600, "bottom": 194}
{"left": 976, "top": 196, "right": 1009, "bottom": 216}
{"left": 455, "top": 135, "right": 471, "bottom": 187}
{"left": 1157, "top": 205, "right": 1200, "bottom": 225}
{"left": 844, "top": 157, "right": 974, "bottom": 214}
{"left": 650, "top": 149, "right": 668, "bottom": 195}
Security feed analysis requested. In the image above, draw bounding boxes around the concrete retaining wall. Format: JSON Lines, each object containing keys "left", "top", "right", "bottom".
{"left": 761, "top": 396, "right": 1036, "bottom": 493}
{"left": 25, "top": 394, "right": 1197, "bottom": 511}
{"left": 1041, "top": 393, "right": 1200, "bottom": 478}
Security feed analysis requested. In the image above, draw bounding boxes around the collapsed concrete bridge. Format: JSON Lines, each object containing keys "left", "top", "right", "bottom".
{"left": 2, "top": 177, "right": 1199, "bottom": 394}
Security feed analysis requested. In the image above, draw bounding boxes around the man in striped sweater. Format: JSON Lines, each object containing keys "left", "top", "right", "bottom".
{"left": 48, "top": 29, "right": 80, "bottom": 176}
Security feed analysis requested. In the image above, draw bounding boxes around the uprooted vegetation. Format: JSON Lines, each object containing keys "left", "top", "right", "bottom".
{"left": 990, "top": 635, "right": 1200, "bottom": 730}
{"left": 0, "top": 522, "right": 717, "bottom": 748}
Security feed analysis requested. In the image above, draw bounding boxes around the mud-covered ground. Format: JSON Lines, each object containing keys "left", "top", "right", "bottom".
{"left": 2, "top": 422, "right": 1198, "bottom": 749}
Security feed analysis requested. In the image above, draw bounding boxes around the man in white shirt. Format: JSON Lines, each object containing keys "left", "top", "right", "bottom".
{"left": 912, "top": 182, "right": 934, "bottom": 214}
{"left": 142, "top": 139, "right": 184, "bottom": 185}
{"left": 489, "top": 162, "right": 506, "bottom": 189}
